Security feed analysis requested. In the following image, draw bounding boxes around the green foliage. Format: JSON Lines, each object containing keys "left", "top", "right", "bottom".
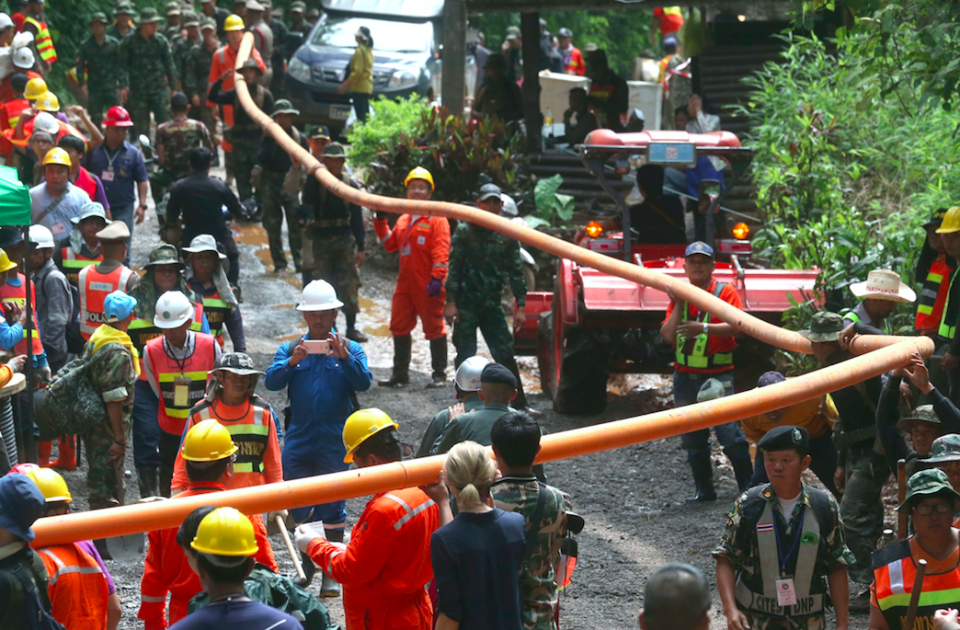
{"left": 472, "top": 10, "right": 654, "bottom": 78}
{"left": 347, "top": 95, "right": 430, "bottom": 168}
{"left": 353, "top": 103, "right": 529, "bottom": 203}
{"left": 738, "top": 33, "right": 960, "bottom": 334}
{"left": 526, "top": 174, "right": 574, "bottom": 229}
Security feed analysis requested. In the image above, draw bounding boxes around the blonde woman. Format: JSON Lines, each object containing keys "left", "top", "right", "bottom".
{"left": 338, "top": 25, "right": 373, "bottom": 123}
{"left": 431, "top": 441, "right": 526, "bottom": 630}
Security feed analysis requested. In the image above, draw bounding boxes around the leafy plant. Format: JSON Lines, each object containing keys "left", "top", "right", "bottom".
{"left": 347, "top": 95, "right": 430, "bottom": 169}
{"left": 525, "top": 174, "right": 574, "bottom": 229}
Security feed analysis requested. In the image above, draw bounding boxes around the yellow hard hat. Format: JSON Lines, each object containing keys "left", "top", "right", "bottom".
{"left": 34, "top": 92, "right": 60, "bottom": 112}
{"left": 0, "top": 249, "right": 18, "bottom": 274}
{"left": 224, "top": 14, "right": 245, "bottom": 31}
{"left": 24, "top": 77, "right": 48, "bottom": 100}
{"left": 342, "top": 408, "right": 398, "bottom": 463}
{"left": 25, "top": 468, "right": 73, "bottom": 503}
{"left": 937, "top": 206, "right": 960, "bottom": 235}
{"left": 191, "top": 507, "right": 259, "bottom": 556}
{"left": 404, "top": 166, "right": 434, "bottom": 191}
{"left": 43, "top": 148, "right": 71, "bottom": 168}
{"left": 181, "top": 419, "right": 239, "bottom": 462}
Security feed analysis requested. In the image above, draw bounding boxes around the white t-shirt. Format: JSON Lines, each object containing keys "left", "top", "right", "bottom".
{"left": 778, "top": 492, "right": 802, "bottom": 521}
{"left": 30, "top": 182, "right": 91, "bottom": 241}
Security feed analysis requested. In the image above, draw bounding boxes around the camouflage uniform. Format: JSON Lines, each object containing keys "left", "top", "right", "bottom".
{"left": 415, "top": 397, "right": 486, "bottom": 458}
{"left": 119, "top": 18, "right": 177, "bottom": 141}
{"left": 447, "top": 221, "right": 530, "bottom": 405}
{"left": 83, "top": 334, "right": 137, "bottom": 508}
{"left": 173, "top": 17, "right": 202, "bottom": 92}
{"left": 492, "top": 477, "right": 571, "bottom": 630}
{"left": 183, "top": 36, "right": 219, "bottom": 141}
{"left": 77, "top": 30, "right": 123, "bottom": 128}
{"left": 714, "top": 484, "right": 855, "bottom": 630}
{"left": 151, "top": 116, "right": 214, "bottom": 205}
{"left": 257, "top": 115, "right": 304, "bottom": 270}
{"left": 302, "top": 171, "right": 362, "bottom": 310}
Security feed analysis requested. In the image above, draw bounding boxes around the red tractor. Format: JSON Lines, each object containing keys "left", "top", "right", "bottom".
{"left": 514, "top": 129, "right": 818, "bottom": 414}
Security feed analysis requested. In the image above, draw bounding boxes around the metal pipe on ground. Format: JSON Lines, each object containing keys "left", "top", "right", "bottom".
{"left": 226, "top": 35, "right": 920, "bottom": 360}
{"left": 31, "top": 335, "right": 931, "bottom": 547}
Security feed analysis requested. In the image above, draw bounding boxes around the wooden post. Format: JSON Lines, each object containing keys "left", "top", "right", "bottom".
{"left": 520, "top": 12, "right": 541, "bottom": 154}
{"left": 441, "top": 0, "right": 466, "bottom": 116}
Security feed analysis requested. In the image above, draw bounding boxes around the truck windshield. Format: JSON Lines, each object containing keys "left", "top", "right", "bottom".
{"left": 310, "top": 17, "right": 432, "bottom": 53}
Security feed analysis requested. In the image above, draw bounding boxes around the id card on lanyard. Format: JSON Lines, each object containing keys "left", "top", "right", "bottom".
{"left": 173, "top": 375, "right": 192, "bottom": 407}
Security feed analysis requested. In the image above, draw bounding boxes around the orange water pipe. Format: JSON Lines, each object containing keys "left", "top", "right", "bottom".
{"left": 31, "top": 334, "right": 930, "bottom": 546}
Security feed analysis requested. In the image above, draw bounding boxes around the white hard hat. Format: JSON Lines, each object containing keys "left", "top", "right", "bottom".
{"left": 32, "top": 111, "right": 59, "bottom": 136}
{"left": 500, "top": 193, "right": 518, "bottom": 217}
{"left": 455, "top": 355, "right": 493, "bottom": 392}
{"left": 0, "top": 13, "right": 13, "bottom": 31}
{"left": 12, "top": 47, "right": 34, "bottom": 69}
{"left": 153, "top": 291, "right": 194, "bottom": 329}
{"left": 28, "top": 225, "right": 54, "bottom": 249}
{"left": 297, "top": 280, "right": 343, "bottom": 311}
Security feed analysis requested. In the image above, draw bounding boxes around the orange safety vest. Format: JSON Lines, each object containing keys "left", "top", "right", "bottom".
{"left": 4, "top": 99, "right": 29, "bottom": 131}
{"left": 198, "top": 289, "right": 231, "bottom": 348}
{"left": 873, "top": 537, "right": 960, "bottom": 630}
{"left": 22, "top": 16, "right": 57, "bottom": 63}
{"left": 145, "top": 332, "right": 218, "bottom": 436}
{"left": 916, "top": 254, "right": 954, "bottom": 332}
{"left": 78, "top": 264, "right": 135, "bottom": 340}
{"left": 60, "top": 244, "right": 103, "bottom": 289}
{"left": 38, "top": 544, "right": 109, "bottom": 630}
{"left": 0, "top": 273, "right": 44, "bottom": 356}
{"left": 129, "top": 301, "right": 205, "bottom": 381}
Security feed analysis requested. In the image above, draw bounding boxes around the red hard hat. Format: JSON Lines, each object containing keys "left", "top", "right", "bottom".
{"left": 103, "top": 106, "right": 134, "bottom": 127}
{"left": 7, "top": 463, "right": 39, "bottom": 476}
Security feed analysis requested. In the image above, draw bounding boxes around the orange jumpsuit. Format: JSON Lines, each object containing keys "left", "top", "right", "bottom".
{"left": 207, "top": 45, "right": 266, "bottom": 150}
{"left": 138, "top": 482, "right": 277, "bottom": 630}
{"left": 374, "top": 214, "right": 450, "bottom": 340}
{"left": 306, "top": 487, "right": 439, "bottom": 630}
{"left": 38, "top": 544, "right": 109, "bottom": 630}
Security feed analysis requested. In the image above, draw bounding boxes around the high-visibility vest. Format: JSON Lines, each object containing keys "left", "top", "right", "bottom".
{"left": 22, "top": 16, "right": 57, "bottom": 63}
{"left": 146, "top": 332, "right": 217, "bottom": 435}
{"left": 78, "top": 264, "right": 135, "bottom": 340}
{"left": 38, "top": 544, "right": 109, "bottom": 630}
{"left": 917, "top": 255, "right": 954, "bottom": 332}
{"left": 72, "top": 167, "right": 99, "bottom": 203}
{"left": 0, "top": 274, "right": 44, "bottom": 356}
{"left": 190, "top": 399, "right": 273, "bottom": 478}
{"left": 199, "top": 290, "right": 231, "bottom": 348}
{"left": 60, "top": 244, "right": 103, "bottom": 289}
{"left": 941, "top": 270, "right": 959, "bottom": 341}
{"left": 4, "top": 99, "right": 28, "bottom": 130}
{"left": 675, "top": 281, "right": 733, "bottom": 370}
{"left": 873, "top": 538, "right": 960, "bottom": 630}
{"left": 129, "top": 300, "right": 205, "bottom": 381}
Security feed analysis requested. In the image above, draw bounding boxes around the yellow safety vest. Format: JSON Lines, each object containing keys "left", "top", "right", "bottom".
{"left": 23, "top": 16, "right": 56, "bottom": 63}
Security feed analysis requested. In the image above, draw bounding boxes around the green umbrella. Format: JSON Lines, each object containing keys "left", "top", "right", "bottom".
{"left": 0, "top": 166, "right": 31, "bottom": 226}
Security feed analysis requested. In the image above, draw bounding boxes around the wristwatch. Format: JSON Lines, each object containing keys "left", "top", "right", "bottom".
{"left": 138, "top": 203, "right": 148, "bottom": 210}
{"left": 702, "top": 322, "right": 709, "bottom": 335}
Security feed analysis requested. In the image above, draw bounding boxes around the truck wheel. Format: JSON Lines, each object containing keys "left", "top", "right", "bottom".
{"left": 537, "top": 300, "right": 608, "bottom": 415}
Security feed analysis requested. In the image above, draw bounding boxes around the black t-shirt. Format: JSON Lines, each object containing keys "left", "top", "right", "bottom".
{"left": 166, "top": 172, "right": 241, "bottom": 237}
{"left": 626, "top": 194, "right": 686, "bottom": 244}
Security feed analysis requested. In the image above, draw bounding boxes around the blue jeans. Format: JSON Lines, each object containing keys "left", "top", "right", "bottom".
{"left": 673, "top": 370, "right": 747, "bottom": 462}
{"left": 751, "top": 431, "right": 840, "bottom": 497}
{"left": 132, "top": 380, "right": 161, "bottom": 468}
{"left": 110, "top": 202, "right": 135, "bottom": 266}
{"left": 282, "top": 451, "right": 348, "bottom": 530}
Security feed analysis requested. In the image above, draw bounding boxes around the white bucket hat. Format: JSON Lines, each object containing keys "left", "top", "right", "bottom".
{"left": 183, "top": 234, "right": 226, "bottom": 260}
{"left": 850, "top": 269, "right": 917, "bottom": 303}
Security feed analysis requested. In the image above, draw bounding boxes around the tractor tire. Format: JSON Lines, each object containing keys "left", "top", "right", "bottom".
{"left": 537, "top": 300, "right": 608, "bottom": 415}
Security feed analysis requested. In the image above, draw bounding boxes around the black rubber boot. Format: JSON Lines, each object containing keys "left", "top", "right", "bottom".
{"left": 320, "top": 529, "right": 343, "bottom": 597}
{"left": 137, "top": 466, "right": 159, "bottom": 498}
{"left": 378, "top": 335, "right": 411, "bottom": 386}
{"left": 294, "top": 549, "right": 316, "bottom": 588}
{"left": 501, "top": 357, "right": 542, "bottom": 417}
{"left": 427, "top": 336, "right": 447, "bottom": 388}
{"left": 345, "top": 312, "right": 368, "bottom": 343}
{"left": 726, "top": 443, "right": 755, "bottom": 492}
{"left": 686, "top": 456, "right": 717, "bottom": 502}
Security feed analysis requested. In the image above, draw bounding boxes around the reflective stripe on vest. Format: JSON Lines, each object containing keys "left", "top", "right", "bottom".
{"left": 78, "top": 265, "right": 135, "bottom": 339}
{"left": 0, "top": 274, "right": 44, "bottom": 356}
{"left": 201, "top": 292, "right": 230, "bottom": 345}
{"left": 130, "top": 302, "right": 205, "bottom": 380}
{"left": 23, "top": 17, "right": 57, "bottom": 63}
{"left": 38, "top": 545, "right": 109, "bottom": 630}
{"left": 383, "top": 492, "right": 437, "bottom": 531}
{"left": 874, "top": 539, "right": 960, "bottom": 630}
{"left": 734, "top": 500, "right": 823, "bottom": 617}
{"left": 5, "top": 99, "right": 28, "bottom": 129}
{"left": 941, "top": 271, "right": 959, "bottom": 340}
{"left": 38, "top": 547, "right": 104, "bottom": 586}
{"left": 916, "top": 271, "right": 944, "bottom": 315}
{"left": 195, "top": 402, "right": 269, "bottom": 476}
{"left": 675, "top": 282, "right": 733, "bottom": 369}
{"left": 147, "top": 333, "right": 217, "bottom": 435}
{"left": 917, "top": 257, "right": 953, "bottom": 332}
{"left": 61, "top": 246, "right": 102, "bottom": 288}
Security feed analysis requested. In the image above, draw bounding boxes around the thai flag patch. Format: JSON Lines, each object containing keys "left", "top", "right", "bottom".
{"left": 757, "top": 522, "right": 774, "bottom": 533}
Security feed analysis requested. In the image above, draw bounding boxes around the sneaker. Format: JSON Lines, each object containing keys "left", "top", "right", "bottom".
{"left": 426, "top": 373, "right": 445, "bottom": 389}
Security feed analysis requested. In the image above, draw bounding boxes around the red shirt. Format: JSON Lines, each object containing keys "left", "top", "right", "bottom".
{"left": 664, "top": 278, "right": 742, "bottom": 373}
{"left": 654, "top": 7, "right": 685, "bottom": 36}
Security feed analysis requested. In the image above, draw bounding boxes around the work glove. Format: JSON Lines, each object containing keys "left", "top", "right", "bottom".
{"left": 426, "top": 278, "right": 443, "bottom": 297}
{"left": 295, "top": 523, "right": 323, "bottom": 553}
{"left": 266, "top": 509, "right": 293, "bottom": 535}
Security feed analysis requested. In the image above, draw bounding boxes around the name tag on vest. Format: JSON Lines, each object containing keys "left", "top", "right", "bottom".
{"left": 90, "top": 282, "right": 114, "bottom": 292}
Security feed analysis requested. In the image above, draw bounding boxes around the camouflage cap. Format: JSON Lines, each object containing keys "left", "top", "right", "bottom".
{"left": 90, "top": 11, "right": 108, "bottom": 23}
{"left": 923, "top": 433, "right": 960, "bottom": 464}
{"left": 139, "top": 7, "right": 163, "bottom": 23}
{"left": 897, "top": 468, "right": 960, "bottom": 512}
{"left": 896, "top": 404, "right": 941, "bottom": 433}
{"left": 211, "top": 352, "right": 264, "bottom": 376}
{"left": 200, "top": 18, "right": 216, "bottom": 31}
{"left": 272, "top": 99, "right": 299, "bottom": 117}
{"left": 143, "top": 243, "right": 185, "bottom": 269}
{"left": 290, "top": 1, "right": 305, "bottom": 12}
{"left": 115, "top": 2, "right": 134, "bottom": 15}
{"left": 322, "top": 142, "right": 346, "bottom": 158}
{"left": 182, "top": 11, "right": 200, "bottom": 25}
{"left": 240, "top": 58, "right": 263, "bottom": 74}
{"left": 798, "top": 311, "right": 844, "bottom": 343}
{"left": 165, "top": 1, "right": 181, "bottom": 15}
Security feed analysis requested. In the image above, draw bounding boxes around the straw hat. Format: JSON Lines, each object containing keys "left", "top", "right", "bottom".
{"left": 849, "top": 269, "right": 916, "bottom": 303}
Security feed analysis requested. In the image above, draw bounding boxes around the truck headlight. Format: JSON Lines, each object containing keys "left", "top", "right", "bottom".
{"left": 388, "top": 70, "right": 417, "bottom": 90}
{"left": 287, "top": 57, "right": 311, "bottom": 83}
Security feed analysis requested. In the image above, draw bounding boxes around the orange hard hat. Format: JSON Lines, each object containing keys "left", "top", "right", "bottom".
{"left": 103, "top": 106, "right": 134, "bottom": 128}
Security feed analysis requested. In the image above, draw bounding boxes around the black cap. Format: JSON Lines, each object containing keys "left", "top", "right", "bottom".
{"left": 758, "top": 425, "right": 808, "bottom": 452}
{"left": 480, "top": 363, "right": 517, "bottom": 388}
{"left": 479, "top": 183, "right": 502, "bottom": 201}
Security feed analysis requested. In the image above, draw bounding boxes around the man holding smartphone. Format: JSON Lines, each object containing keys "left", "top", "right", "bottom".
{"left": 264, "top": 279, "right": 373, "bottom": 596}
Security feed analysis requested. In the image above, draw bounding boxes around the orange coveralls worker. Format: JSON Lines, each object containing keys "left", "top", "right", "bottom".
{"left": 37, "top": 544, "right": 109, "bottom": 630}
{"left": 138, "top": 482, "right": 278, "bottom": 630}
{"left": 304, "top": 486, "right": 440, "bottom": 630}
{"left": 207, "top": 45, "right": 266, "bottom": 150}
{"left": 374, "top": 214, "right": 450, "bottom": 340}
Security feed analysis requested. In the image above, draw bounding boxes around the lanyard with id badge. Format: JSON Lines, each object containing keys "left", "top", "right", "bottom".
{"left": 774, "top": 507, "right": 805, "bottom": 607}
{"left": 101, "top": 146, "right": 123, "bottom": 182}
{"left": 172, "top": 353, "right": 191, "bottom": 407}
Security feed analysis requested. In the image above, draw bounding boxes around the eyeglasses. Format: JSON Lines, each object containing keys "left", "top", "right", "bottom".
{"left": 914, "top": 502, "right": 953, "bottom": 515}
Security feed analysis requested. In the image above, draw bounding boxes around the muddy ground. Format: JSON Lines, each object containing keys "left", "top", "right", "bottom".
{"left": 49, "top": 175, "right": 893, "bottom": 630}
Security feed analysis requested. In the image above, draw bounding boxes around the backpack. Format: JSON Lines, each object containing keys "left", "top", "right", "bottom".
{"left": 36, "top": 346, "right": 117, "bottom": 439}
{"left": 0, "top": 561, "right": 66, "bottom": 630}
